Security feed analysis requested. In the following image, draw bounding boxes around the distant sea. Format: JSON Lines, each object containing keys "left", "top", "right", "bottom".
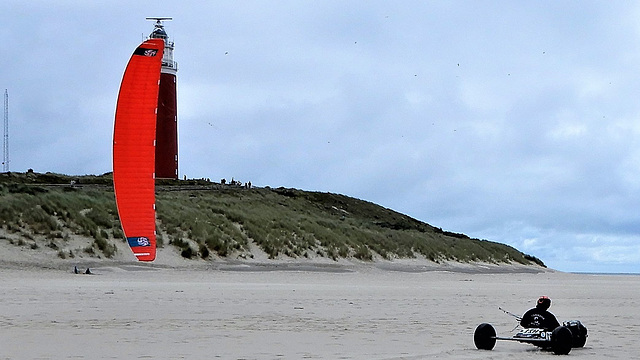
{"left": 572, "top": 272, "right": 640, "bottom": 276}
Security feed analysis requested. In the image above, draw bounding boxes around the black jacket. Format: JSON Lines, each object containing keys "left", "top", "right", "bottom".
{"left": 520, "top": 308, "right": 560, "bottom": 330}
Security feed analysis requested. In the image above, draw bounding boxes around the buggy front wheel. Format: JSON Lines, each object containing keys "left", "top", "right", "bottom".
{"left": 474, "top": 323, "right": 496, "bottom": 350}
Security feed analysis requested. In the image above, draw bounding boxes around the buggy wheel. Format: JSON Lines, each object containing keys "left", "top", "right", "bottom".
{"left": 565, "top": 320, "right": 588, "bottom": 348}
{"left": 573, "top": 333, "right": 587, "bottom": 348}
{"left": 551, "top": 326, "right": 572, "bottom": 355}
{"left": 474, "top": 323, "right": 496, "bottom": 350}
{"left": 572, "top": 328, "right": 588, "bottom": 348}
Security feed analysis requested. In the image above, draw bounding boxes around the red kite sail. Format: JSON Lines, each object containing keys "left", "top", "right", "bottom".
{"left": 113, "top": 38, "right": 164, "bottom": 261}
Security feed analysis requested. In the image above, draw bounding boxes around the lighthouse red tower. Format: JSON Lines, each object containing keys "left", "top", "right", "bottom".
{"left": 148, "top": 18, "right": 178, "bottom": 179}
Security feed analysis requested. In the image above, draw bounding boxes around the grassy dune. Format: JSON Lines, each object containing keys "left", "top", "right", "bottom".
{"left": 0, "top": 171, "right": 545, "bottom": 267}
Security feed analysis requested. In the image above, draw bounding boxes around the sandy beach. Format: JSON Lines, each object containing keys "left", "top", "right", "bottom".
{"left": 1, "top": 256, "right": 639, "bottom": 360}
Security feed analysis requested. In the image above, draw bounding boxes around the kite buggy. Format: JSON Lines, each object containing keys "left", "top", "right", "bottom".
{"left": 474, "top": 297, "right": 588, "bottom": 355}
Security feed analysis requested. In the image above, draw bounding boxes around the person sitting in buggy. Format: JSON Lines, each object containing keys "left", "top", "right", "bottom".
{"left": 520, "top": 296, "right": 560, "bottom": 331}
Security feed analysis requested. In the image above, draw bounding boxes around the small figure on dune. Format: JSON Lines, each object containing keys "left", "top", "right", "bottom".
{"left": 74, "top": 266, "right": 93, "bottom": 275}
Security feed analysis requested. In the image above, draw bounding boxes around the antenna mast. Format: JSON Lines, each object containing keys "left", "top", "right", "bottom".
{"left": 145, "top": 17, "right": 173, "bottom": 30}
{"left": 3, "top": 89, "right": 8, "bottom": 172}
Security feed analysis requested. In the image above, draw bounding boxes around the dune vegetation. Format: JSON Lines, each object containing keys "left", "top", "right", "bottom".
{"left": 0, "top": 171, "right": 545, "bottom": 267}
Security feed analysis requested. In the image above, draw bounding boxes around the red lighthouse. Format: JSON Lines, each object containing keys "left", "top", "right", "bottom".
{"left": 147, "top": 17, "right": 178, "bottom": 179}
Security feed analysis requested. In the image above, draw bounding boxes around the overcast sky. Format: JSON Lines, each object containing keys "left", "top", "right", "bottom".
{"left": 3, "top": 1, "right": 640, "bottom": 273}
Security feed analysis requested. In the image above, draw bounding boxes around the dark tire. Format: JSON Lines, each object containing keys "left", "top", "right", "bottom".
{"left": 551, "top": 326, "right": 573, "bottom": 355}
{"left": 565, "top": 320, "right": 588, "bottom": 348}
{"left": 474, "top": 323, "right": 496, "bottom": 350}
{"left": 572, "top": 327, "right": 588, "bottom": 348}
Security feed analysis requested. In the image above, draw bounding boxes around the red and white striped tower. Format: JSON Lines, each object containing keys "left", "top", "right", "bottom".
{"left": 147, "top": 17, "right": 178, "bottom": 179}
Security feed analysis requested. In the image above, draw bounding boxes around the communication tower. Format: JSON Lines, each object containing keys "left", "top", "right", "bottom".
{"left": 3, "top": 89, "right": 8, "bottom": 172}
{"left": 146, "top": 17, "right": 179, "bottom": 179}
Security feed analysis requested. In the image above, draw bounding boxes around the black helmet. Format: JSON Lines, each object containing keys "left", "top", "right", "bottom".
{"left": 536, "top": 296, "right": 551, "bottom": 310}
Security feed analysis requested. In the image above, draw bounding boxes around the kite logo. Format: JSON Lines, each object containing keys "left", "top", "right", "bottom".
{"left": 134, "top": 47, "right": 158, "bottom": 57}
{"left": 127, "top": 236, "right": 151, "bottom": 247}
